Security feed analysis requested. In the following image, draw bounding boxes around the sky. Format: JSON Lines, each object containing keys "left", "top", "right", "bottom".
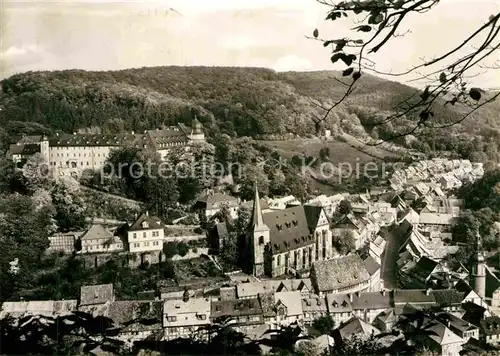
{"left": 1, "top": 0, "right": 499, "bottom": 88}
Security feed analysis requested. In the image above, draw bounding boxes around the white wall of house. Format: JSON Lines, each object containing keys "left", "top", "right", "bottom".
{"left": 128, "top": 228, "right": 164, "bottom": 253}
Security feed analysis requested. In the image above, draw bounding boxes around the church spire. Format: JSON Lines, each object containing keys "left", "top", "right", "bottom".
{"left": 251, "top": 183, "right": 268, "bottom": 231}
{"left": 473, "top": 229, "right": 486, "bottom": 299}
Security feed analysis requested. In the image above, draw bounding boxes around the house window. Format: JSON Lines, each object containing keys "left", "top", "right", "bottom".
{"left": 258, "top": 236, "right": 264, "bottom": 245}
{"left": 143, "top": 232, "right": 146, "bottom": 238}
{"left": 133, "top": 233, "right": 136, "bottom": 239}
{"left": 167, "top": 316, "right": 177, "bottom": 322}
{"left": 277, "top": 255, "right": 281, "bottom": 266}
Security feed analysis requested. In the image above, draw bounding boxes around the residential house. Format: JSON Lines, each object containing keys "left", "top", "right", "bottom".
{"left": 311, "top": 255, "right": 371, "bottom": 296}
{"left": 439, "top": 313, "right": 479, "bottom": 341}
{"left": 332, "top": 317, "right": 380, "bottom": 345}
{"left": 0, "top": 300, "right": 77, "bottom": 319}
{"left": 331, "top": 213, "right": 370, "bottom": 250}
{"left": 431, "top": 289, "right": 466, "bottom": 316}
{"left": 422, "top": 319, "right": 465, "bottom": 356}
{"left": 78, "top": 224, "right": 124, "bottom": 254}
{"left": 480, "top": 316, "right": 500, "bottom": 344}
{"left": 194, "top": 191, "right": 239, "bottom": 219}
{"left": 210, "top": 298, "right": 264, "bottom": 333}
{"left": 351, "top": 290, "right": 391, "bottom": 323}
{"left": 236, "top": 279, "right": 312, "bottom": 300}
{"left": 127, "top": 212, "right": 164, "bottom": 253}
{"left": 47, "top": 232, "right": 81, "bottom": 254}
{"left": 163, "top": 297, "right": 211, "bottom": 340}
{"left": 274, "top": 291, "right": 304, "bottom": 326}
{"left": 393, "top": 289, "right": 437, "bottom": 313}
{"left": 369, "top": 235, "right": 386, "bottom": 265}
{"left": 108, "top": 301, "right": 163, "bottom": 342}
{"left": 374, "top": 309, "right": 397, "bottom": 332}
{"left": 418, "top": 213, "right": 457, "bottom": 232}
{"left": 326, "top": 294, "right": 353, "bottom": 325}
{"left": 267, "top": 195, "right": 301, "bottom": 210}
{"left": 79, "top": 284, "right": 115, "bottom": 315}
{"left": 302, "top": 295, "right": 328, "bottom": 325}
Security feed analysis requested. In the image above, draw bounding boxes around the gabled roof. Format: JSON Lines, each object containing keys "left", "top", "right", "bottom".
{"left": 338, "top": 317, "right": 380, "bottom": 339}
{"left": 303, "top": 205, "right": 328, "bottom": 230}
{"left": 80, "top": 224, "right": 113, "bottom": 241}
{"left": 312, "top": 255, "right": 370, "bottom": 292}
{"left": 128, "top": 212, "right": 163, "bottom": 231}
{"left": 351, "top": 291, "right": 391, "bottom": 310}
{"left": 326, "top": 294, "right": 352, "bottom": 313}
{"left": 211, "top": 298, "right": 263, "bottom": 318}
{"left": 195, "top": 192, "right": 239, "bottom": 210}
{"left": 275, "top": 291, "right": 303, "bottom": 316}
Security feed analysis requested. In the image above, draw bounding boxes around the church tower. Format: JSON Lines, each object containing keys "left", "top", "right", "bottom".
{"left": 472, "top": 230, "right": 486, "bottom": 299}
{"left": 249, "top": 183, "right": 270, "bottom": 277}
{"left": 190, "top": 116, "right": 205, "bottom": 142}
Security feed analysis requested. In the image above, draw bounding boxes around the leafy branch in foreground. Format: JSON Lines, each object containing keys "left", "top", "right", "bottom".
{"left": 309, "top": 0, "right": 500, "bottom": 143}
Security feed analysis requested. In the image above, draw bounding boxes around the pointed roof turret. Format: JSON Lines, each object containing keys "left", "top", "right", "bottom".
{"left": 251, "top": 183, "right": 269, "bottom": 231}
{"left": 192, "top": 116, "right": 203, "bottom": 134}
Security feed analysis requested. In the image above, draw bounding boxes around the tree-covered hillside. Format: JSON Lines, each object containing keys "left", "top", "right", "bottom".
{"left": 0, "top": 66, "right": 499, "bottom": 161}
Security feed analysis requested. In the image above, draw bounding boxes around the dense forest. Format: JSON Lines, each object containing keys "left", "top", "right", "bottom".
{"left": 1, "top": 66, "right": 499, "bottom": 163}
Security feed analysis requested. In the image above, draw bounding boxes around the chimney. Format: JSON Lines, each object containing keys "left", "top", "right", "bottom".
{"left": 425, "top": 288, "right": 431, "bottom": 296}
{"left": 382, "top": 289, "right": 386, "bottom": 296}
{"left": 355, "top": 291, "right": 360, "bottom": 298}
{"left": 134, "top": 213, "right": 138, "bottom": 220}
{"left": 145, "top": 211, "right": 149, "bottom": 217}
{"left": 349, "top": 294, "right": 353, "bottom": 302}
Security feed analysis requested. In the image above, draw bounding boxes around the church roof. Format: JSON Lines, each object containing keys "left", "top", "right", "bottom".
{"left": 263, "top": 205, "right": 312, "bottom": 254}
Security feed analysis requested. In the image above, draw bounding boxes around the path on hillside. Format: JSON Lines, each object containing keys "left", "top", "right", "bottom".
{"left": 79, "top": 185, "right": 142, "bottom": 206}
{"left": 380, "top": 226, "right": 406, "bottom": 289}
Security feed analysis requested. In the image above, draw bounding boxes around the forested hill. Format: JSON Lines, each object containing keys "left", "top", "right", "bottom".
{"left": 0, "top": 66, "right": 499, "bottom": 159}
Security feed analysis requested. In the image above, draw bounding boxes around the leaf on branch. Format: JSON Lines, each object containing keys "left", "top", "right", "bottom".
{"left": 354, "top": 39, "right": 364, "bottom": 44}
{"left": 343, "top": 12, "right": 348, "bottom": 17}
{"left": 340, "top": 54, "right": 357, "bottom": 66}
{"left": 353, "top": 71, "right": 362, "bottom": 81}
{"left": 439, "top": 72, "right": 447, "bottom": 84}
{"left": 331, "top": 53, "right": 344, "bottom": 64}
{"left": 469, "top": 88, "right": 482, "bottom": 101}
{"left": 355, "top": 25, "right": 372, "bottom": 32}
{"left": 313, "top": 29, "right": 319, "bottom": 38}
{"left": 326, "top": 11, "right": 342, "bottom": 20}
{"left": 368, "top": 13, "right": 384, "bottom": 25}
{"left": 323, "top": 40, "right": 334, "bottom": 47}
{"left": 353, "top": 7, "right": 363, "bottom": 14}
{"left": 334, "top": 41, "right": 347, "bottom": 52}
{"left": 343, "top": 68, "right": 354, "bottom": 76}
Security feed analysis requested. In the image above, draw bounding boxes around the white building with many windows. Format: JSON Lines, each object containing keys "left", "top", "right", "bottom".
{"left": 127, "top": 212, "right": 164, "bottom": 253}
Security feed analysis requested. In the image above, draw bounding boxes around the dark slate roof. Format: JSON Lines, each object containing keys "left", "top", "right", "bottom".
{"left": 351, "top": 291, "right": 391, "bottom": 310}
{"left": 454, "top": 279, "right": 473, "bottom": 294}
{"left": 412, "top": 256, "right": 439, "bottom": 280}
{"left": 128, "top": 213, "right": 163, "bottom": 232}
{"left": 80, "top": 284, "right": 114, "bottom": 306}
{"left": 462, "top": 302, "right": 488, "bottom": 327}
{"left": 393, "top": 289, "right": 437, "bottom": 305}
{"left": 80, "top": 224, "right": 114, "bottom": 241}
{"left": 211, "top": 298, "right": 263, "bottom": 319}
{"left": 263, "top": 205, "right": 313, "bottom": 254}
{"left": 431, "top": 289, "right": 465, "bottom": 307}
{"left": 312, "top": 255, "right": 370, "bottom": 292}
{"left": 363, "top": 256, "right": 381, "bottom": 276}
{"left": 9, "top": 143, "right": 41, "bottom": 155}
{"left": 303, "top": 205, "right": 327, "bottom": 230}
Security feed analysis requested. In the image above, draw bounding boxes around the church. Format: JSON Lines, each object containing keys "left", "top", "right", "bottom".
{"left": 247, "top": 185, "right": 333, "bottom": 277}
